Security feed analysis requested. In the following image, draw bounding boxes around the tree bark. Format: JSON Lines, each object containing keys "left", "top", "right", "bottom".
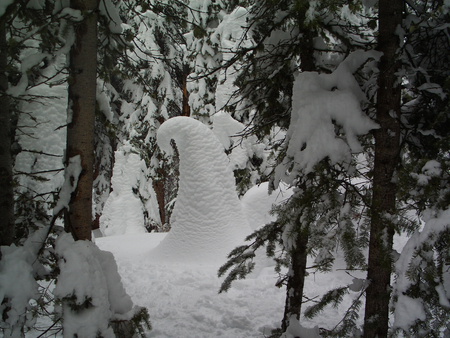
{"left": 0, "top": 13, "right": 14, "bottom": 246}
{"left": 66, "top": 0, "right": 99, "bottom": 241}
{"left": 281, "top": 18, "right": 316, "bottom": 330}
{"left": 153, "top": 173, "right": 166, "bottom": 227}
{"left": 363, "top": 0, "right": 402, "bottom": 336}
{"left": 182, "top": 63, "right": 191, "bottom": 117}
{"left": 281, "top": 224, "right": 309, "bottom": 332}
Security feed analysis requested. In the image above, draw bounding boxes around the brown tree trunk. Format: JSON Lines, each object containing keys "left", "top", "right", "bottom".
{"left": 65, "top": 0, "right": 99, "bottom": 241}
{"left": 363, "top": 0, "right": 402, "bottom": 336}
{"left": 0, "top": 13, "right": 14, "bottom": 246}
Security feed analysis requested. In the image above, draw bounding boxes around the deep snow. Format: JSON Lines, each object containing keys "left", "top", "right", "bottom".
{"left": 95, "top": 232, "right": 365, "bottom": 338}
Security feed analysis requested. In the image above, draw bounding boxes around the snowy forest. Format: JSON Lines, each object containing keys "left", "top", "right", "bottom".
{"left": 0, "top": 0, "right": 449, "bottom": 337}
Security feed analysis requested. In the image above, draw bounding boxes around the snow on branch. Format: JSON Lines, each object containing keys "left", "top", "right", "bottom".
{"left": 53, "top": 155, "right": 82, "bottom": 216}
{"left": 275, "top": 50, "right": 381, "bottom": 185}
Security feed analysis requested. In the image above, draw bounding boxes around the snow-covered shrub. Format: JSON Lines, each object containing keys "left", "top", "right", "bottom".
{"left": 54, "top": 233, "right": 150, "bottom": 337}
{"left": 0, "top": 226, "right": 52, "bottom": 337}
{"left": 0, "top": 245, "right": 39, "bottom": 337}
{"left": 391, "top": 209, "right": 450, "bottom": 336}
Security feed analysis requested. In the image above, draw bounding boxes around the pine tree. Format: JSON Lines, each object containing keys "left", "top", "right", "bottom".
{"left": 0, "top": 5, "right": 14, "bottom": 247}
{"left": 363, "top": 0, "right": 403, "bottom": 336}
{"left": 218, "top": 1, "right": 379, "bottom": 335}
{"left": 103, "top": 0, "right": 190, "bottom": 231}
{"left": 389, "top": 0, "right": 450, "bottom": 335}
{"left": 64, "top": 0, "right": 99, "bottom": 241}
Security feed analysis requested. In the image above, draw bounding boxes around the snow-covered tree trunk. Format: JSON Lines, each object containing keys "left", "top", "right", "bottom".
{"left": 363, "top": 0, "right": 403, "bottom": 336}
{"left": 0, "top": 10, "right": 14, "bottom": 246}
{"left": 66, "top": 0, "right": 99, "bottom": 241}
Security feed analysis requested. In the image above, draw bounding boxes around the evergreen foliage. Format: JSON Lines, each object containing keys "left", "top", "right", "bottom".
{"left": 1, "top": 0, "right": 449, "bottom": 336}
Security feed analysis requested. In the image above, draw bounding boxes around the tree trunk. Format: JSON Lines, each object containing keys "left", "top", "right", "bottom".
{"left": 182, "top": 63, "right": 191, "bottom": 117}
{"left": 0, "top": 13, "right": 14, "bottom": 246}
{"left": 281, "top": 224, "right": 309, "bottom": 332}
{"left": 363, "top": 0, "right": 402, "bottom": 336}
{"left": 66, "top": 0, "right": 99, "bottom": 241}
{"left": 153, "top": 173, "right": 166, "bottom": 227}
{"left": 280, "top": 14, "right": 316, "bottom": 331}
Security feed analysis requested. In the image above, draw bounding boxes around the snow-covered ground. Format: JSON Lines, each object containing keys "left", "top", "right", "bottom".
{"left": 96, "top": 233, "right": 365, "bottom": 338}
{"left": 93, "top": 117, "right": 367, "bottom": 337}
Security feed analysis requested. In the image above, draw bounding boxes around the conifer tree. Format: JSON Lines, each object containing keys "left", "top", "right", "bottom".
{"left": 218, "top": 1, "right": 378, "bottom": 335}
{"left": 389, "top": 0, "right": 450, "bottom": 335}
{"left": 65, "top": 0, "right": 99, "bottom": 241}
{"left": 0, "top": 5, "right": 14, "bottom": 247}
{"left": 363, "top": 0, "right": 403, "bottom": 336}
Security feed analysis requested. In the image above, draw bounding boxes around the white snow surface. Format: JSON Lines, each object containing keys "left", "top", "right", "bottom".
{"left": 100, "top": 147, "right": 149, "bottom": 236}
{"left": 241, "top": 181, "right": 293, "bottom": 230}
{"left": 212, "top": 111, "right": 265, "bottom": 171}
{"left": 55, "top": 233, "right": 136, "bottom": 338}
{"left": 96, "top": 232, "right": 365, "bottom": 338}
{"left": 153, "top": 116, "right": 252, "bottom": 264}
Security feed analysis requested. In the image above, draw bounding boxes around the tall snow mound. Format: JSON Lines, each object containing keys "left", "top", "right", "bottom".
{"left": 100, "top": 148, "right": 148, "bottom": 236}
{"left": 153, "top": 116, "right": 251, "bottom": 264}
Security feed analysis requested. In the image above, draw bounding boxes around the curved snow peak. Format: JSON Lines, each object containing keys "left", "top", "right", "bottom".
{"left": 154, "top": 116, "right": 251, "bottom": 264}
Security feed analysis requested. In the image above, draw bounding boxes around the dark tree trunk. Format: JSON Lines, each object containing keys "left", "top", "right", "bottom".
{"left": 363, "top": 0, "right": 403, "bottom": 336}
{"left": 0, "top": 13, "right": 14, "bottom": 246}
{"left": 281, "top": 224, "right": 309, "bottom": 332}
{"left": 281, "top": 22, "right": 316, "bottom": 331}
{"left": 182, "top": 63, "right": 191, "bottom": 117}
{"left": 153, "top": 175, "right": 166, "bottom": 227}
{"left": 65, "top": 0, "right": 99, "bottom": 241}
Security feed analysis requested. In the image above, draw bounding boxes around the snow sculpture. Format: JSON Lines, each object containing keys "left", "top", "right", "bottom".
{"left": 100, "top": 147, "right": 150, "bottom": 236}
{"left": 153, "top": 116, "right": 251, "bottom": 263}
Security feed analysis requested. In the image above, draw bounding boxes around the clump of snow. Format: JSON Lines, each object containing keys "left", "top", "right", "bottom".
{"left": 241, "top": 181, "right": 293, "bottom": 230}
{"left": 53, "top": 155, "right": 82, "bottom": 216}
{"left": 281, "top": 315, "right": 320, "bottom": 338}
{"left": 212, "top": 112, "right": 265, "bottom": 172}
{"left": 54, "top": 233, "right": 136, "bottom": 337}
{"left": 348, "top": 277, "right": 368, "bottom": 292}
{"left": 153, "top": 116, "right": 251, "bottom": 264}
{"left": 99, "top": 0, "right": 123, "bottom": 34}
{"left": 13, "top": 54, "right": 67, "bottom": 217}
{"left": 0, "top": 0, "right": 14, "bottom": 17}
{"left": 0, "top": 245, "right": 39, "bottom": 336}
{"left": 411, "top": 159, "right": 443, "bottom": 186}
{"left": 392, "top": 296, "right": 426, "bottom": 330}
{"left": 275, "top": 51, "right": 381, "bottom": 183}
{"left": 212, "top": 6, "right": 253, "bottom": 111}
{"left": 0, "top": 226, "right": 52, "bottom": 336}
{"left": 100, "top": 147, "right": 150, "bottom": 236}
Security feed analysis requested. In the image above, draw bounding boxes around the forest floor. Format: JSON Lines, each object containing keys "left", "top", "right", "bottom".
{"left": 95, "top": 232, "right": 368, "bottom": 338}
